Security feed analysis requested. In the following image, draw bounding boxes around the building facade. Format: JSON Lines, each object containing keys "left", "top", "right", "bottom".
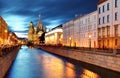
{"left": 8, "top": 32, "right": 18, "bottom": 45}
{"left": 63, "top": 20, "right": 74, "bottom": 47}
{"left": 28, "top": 16, "right": 46, "bottom": 44}
{"left": 45, "top": 25, "right": 63, "bottom": 45}
{"left": 74, "top": 11, "right": 98, "bottom": 48}
{"left": 97, "top": 0, "right": 120, "bottom": 48}
{"left": 0, "top": 16, "right": 8, "bottom": 45}
{"left": 28, "top": 21, "right": 34, "bottom": 42}
{"left": 74, "top": 17, "right": 80, "bottom": 47}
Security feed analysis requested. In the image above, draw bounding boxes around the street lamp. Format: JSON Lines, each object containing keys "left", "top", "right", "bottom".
{"left": 69, "top": 37, "right": 72, "bottom": 47}
{"left": 89, "top": 35, "right": 91, "bottom": 49}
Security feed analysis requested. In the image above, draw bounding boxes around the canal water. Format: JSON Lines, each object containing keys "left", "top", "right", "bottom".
{"left": 5, "top": 46, "right": 120, "bottom": 78}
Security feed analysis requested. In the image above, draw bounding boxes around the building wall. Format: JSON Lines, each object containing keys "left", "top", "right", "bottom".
{"left": 74, "top": 11, "right": 98, "bottom": 48}
{"left": 74, "top": 18, "right": 80, "bottom": 47}
{"left": 45, "top": 28, "right": 63, "bottom": 45}
{"left": 97, "top": 0, "right": 120, "bottom": 48}
{"left": 0, "top": 16, "right": 8, "bottom": 45}
{"left": 63, "top": 20, "right": 74, "bottom": 47}
{"left": 8, "top": 32, "right": 18, "bottom": 45}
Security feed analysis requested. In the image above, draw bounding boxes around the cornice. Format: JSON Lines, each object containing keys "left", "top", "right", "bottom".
{"left": 97, "top": 0, "right": 108, "bottom": 5}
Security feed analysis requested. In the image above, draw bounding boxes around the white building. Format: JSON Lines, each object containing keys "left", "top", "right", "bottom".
{"left": 97, "top": 0, "right": 120, "bottom": 48}
{"left": 74, "top": 11, "right": 98, "bottom": 48}
{"left": 63, "top": 20, "right": 75, "bottom": 47}
{"left": 74, "top": 17, "right": 80, "bottom": 47}
{"left": 45, "top": 25, "right": 63, "bottom": 46}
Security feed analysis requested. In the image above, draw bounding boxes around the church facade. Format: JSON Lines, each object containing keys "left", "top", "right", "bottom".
{"left": 28, "top": 17, "right": 46, "bottom": 44}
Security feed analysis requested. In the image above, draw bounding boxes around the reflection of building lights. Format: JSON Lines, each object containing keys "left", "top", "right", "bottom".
{"left": 81, "top": 69, "right": 100, "bottom": 78}
{"left": 66, "top": 62, "right": 75, "bottom": 78}
{"left": 41, "top": 56, "right": 64, "bottom": 78}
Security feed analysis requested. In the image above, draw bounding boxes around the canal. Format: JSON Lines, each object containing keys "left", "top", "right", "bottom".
{"left": 5, "top": 46, "right": 120, "bottom": 78}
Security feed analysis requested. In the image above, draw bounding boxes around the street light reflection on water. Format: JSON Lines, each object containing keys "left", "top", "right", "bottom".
{"left": 5, "top": 46, "right": 120, "bottom": 78}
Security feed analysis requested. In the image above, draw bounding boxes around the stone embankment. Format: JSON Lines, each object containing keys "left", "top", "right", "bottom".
{"left": 40, "top": 46, "right": 120, "bottom": 72}
{"left": 0, "top": 46, "right": 21, "bottom": 78}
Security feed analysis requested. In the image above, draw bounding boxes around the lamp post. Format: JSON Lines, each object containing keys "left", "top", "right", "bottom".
{"left": 89, "top": 35, "right": 91, "bottom": 49}
{"left": 69, "top": 37, "right": 72, "bottom": 47}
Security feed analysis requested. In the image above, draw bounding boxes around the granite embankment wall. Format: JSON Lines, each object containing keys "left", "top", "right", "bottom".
{"left": 0, "top": 46, "right": 21, "bottom": 78}
{"left": 40, "top": 46, "right": 120, "bottom": 72}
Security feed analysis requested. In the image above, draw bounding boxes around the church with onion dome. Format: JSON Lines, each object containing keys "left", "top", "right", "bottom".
{"left": 28, "top": 15, "right": 46, "bottom": 44}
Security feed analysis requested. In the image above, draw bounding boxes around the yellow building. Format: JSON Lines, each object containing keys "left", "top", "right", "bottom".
{"left": 28, "top": 21, "right": 34, "bottom": 42}
{"left": 28, "top": 16, "right": 46, "bottom": 44}
{"left": 0, "top": 16, "right": 8, "bottom": 45}
{"left": 45, "top": 25, "right": 63, "bottom": 46}
{"left": 8, "top": 32, "right": 18, "bottom": 45}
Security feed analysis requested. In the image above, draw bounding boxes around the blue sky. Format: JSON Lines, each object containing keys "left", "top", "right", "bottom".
{"left": 0, "top": 0, "right": 99, "bottom": 38}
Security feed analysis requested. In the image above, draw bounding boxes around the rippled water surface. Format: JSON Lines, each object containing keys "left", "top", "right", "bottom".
{"left": 5, "top": 46, "right": 120, "bottom": 78}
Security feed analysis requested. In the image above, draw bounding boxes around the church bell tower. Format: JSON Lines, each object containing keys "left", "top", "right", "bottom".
{"left": 28, "top": 21, "right": 34, "bottom": 42}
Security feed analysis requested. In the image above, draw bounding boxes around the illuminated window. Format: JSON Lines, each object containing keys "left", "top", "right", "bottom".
{"left": 102, "top": 27, "right": 105, "bottom": 37}
{"left": 107, "top": 26, "right": 110, "bottom": 37}
{"left": 114, "top": 26, "right": 118, "bottom": 36}
{"left": 98, "top": 28, "right": 101, "bottom": 37}
{"left": 115, "top": 39, "right": 118, "bottom": 46}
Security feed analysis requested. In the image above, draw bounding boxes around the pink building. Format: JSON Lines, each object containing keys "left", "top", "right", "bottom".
{"left": 97, "top": 0, "right": 120, "bottom": 48}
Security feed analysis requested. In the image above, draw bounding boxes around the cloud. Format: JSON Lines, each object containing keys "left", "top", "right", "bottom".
{"left": 0, "top": 0, "right": 99, "bottom": 38}
{"left": 15, "top": 32, "right": 28, "bottom": 38}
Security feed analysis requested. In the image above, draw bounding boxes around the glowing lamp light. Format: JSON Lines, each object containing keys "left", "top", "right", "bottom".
{"left": 89, "top": 35, "right": 91, "bottom": 38}
{"left": 69, "top": 37, "right": 72, "bottom": 40}
{"left": 4, "top": 30, "right": 7, "bottom": 33}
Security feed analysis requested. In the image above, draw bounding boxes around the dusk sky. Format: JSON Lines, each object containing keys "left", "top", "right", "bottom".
{"left": 0, "top": 0, "right": 99, "bottom": 38}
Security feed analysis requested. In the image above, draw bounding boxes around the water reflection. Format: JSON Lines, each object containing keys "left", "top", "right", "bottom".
{"left": 5, "top": 46, "right": 120, "bottom": 78}
{"left": 66, "top": 62, "right": 76, "bottom": 78}
{"left": 81, "top": 69, "right": 100, "bottom": 78}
